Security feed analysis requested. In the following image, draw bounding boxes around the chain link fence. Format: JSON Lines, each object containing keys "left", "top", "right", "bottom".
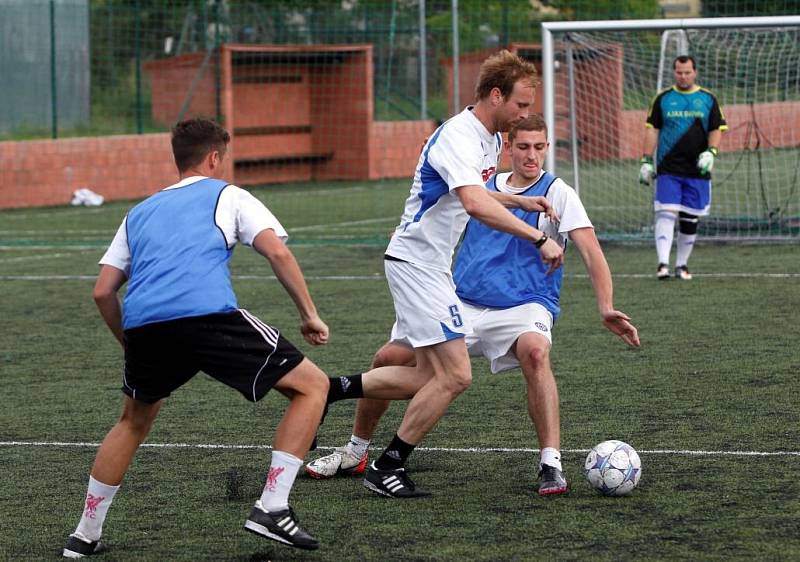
{"left": 3, "top": 0, "right": 799, "bottom": 140}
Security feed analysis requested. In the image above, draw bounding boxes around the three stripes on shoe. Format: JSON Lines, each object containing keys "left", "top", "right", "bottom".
{"left": 276, "top": 514, "right": 300, "bottom": 537}
{"left": 381, "top": 474, "right": 405, "bottom": 494}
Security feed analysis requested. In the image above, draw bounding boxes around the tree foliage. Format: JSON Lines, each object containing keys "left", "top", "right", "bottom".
{"left": 702, "top": 0, "right": 800, "bottom": 16}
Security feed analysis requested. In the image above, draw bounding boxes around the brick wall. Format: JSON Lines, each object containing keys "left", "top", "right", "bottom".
{"left": 0, "top": 121, "right": 433, "bottom": 209}
{"left": 369, "top": 120, "right": 437, "bottom": 179}
{"left": 0, "top": 134, "right": 178, "bottom": 209}
{"left": 3, "top": 100, "right": 794, "bottom": 209}
{"left": 618, "top": 100, "right": 800, "bottom": 160}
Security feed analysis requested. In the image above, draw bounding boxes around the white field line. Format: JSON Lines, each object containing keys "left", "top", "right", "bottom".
{"left": 0, "top": 246, "right": 101, "bottom": 251}
{"left": 266, "top": 185, "right": 384, "bottom": 197}
{"left": 1, "top": 440, "right": 798, "bottom": 457}
{"left": 0, "top": 274, "right": 385, "bottom": 281}
{"left": 0, "top": 208, "right": 108, "bottom": 220}
{"left": 2, "top": 272, "right": 799, "bottom": 281}
{"left": 0, "top": 229, "right": 115, "bottom": 235}
{"left": 290, "top": 216, "right": 397, "bottom": 232}
{"left": 0, "top": 216, "right": 399, "bottom": 237}
{"left": 0, "top": 251, "right": 95, "bottom": 264}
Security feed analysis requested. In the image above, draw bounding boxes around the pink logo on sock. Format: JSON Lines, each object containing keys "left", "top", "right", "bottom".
{"left": 83, "top": 494, "right": 105, "bottom": 519}
{"left": 265, "top": 466, "right": 285, "bottom": 492}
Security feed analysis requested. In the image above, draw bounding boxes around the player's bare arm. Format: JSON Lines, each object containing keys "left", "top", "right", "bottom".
{"left": 489, "top": 191, "right": 560, "bottom": 223}
{"left": 93, "top": 264, "right": 128, "bottom": 347}
{"left": 643, "top": 126, "right": 659, "bottom": 156}
{"left": 569, "top": 227, "right": 640, "bottom": 347}
{"left": 457, "top": 184, "right": 564, "bottom": 272}
{"left": 253, "top": 228, "right": 329, "bottom": 346}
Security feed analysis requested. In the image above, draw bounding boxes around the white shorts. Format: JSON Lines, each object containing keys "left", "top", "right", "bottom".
{"left": 462, "top": 301, "right": 553, "bottom": 374}
{"left": 385, "top": 259, "right": 471, "bottom": 348}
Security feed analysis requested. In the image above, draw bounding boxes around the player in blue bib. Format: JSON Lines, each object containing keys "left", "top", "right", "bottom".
{"left": 63, "top": 119, "right": 331, "bottom": 556}
{"left": 639, "top": 55, "right": 727, "bottom": 280}
{"left": 307, "top": 115, "right": 640, "bottom": 496}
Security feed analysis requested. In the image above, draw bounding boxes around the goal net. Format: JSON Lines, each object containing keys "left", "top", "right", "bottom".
{"left": 543, "top": 18, "right": 800, "bottom": 240}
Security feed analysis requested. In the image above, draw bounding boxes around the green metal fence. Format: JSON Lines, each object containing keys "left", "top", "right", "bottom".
{"left": 2, "top": 0, "right": 799, "bottom": 140}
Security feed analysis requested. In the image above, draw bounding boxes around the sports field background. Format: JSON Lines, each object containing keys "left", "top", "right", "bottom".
{"left": 1, "top": 181, "right": 799, "bottom": 560}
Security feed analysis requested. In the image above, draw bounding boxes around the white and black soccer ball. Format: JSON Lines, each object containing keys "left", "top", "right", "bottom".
{"left": 584, "top": 439, "right": 641, "bottom": 496}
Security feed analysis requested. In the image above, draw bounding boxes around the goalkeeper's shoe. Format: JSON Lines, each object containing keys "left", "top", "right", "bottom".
{"left": 363, "top": 462, "right": 431, "bottom": 498}
{"left": 305, "top": 446, "right": 369, "bottom": 479}
{"left": 656, "top": 263, "right": 670, "bottom": 280}
{"left": 62, "top": 533, "right": 108, "bottom": 558}
{"left": 244, "top": 501, "right": 319, "bottom": 550}
{"left": 538, "top": 464, "right": 568, "bottom": 496}
{"left": 675, "top": 265, "right": 693, "bottom": 280}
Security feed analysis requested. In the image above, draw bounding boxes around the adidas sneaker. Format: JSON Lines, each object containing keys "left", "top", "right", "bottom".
{"left": 363, "top": 462, "right": 430, "bottom": 498}
{"left": 244, "top": 501, "right": 319, "bottom": 550}
{"left": 62, "top": 533, "right": 108, "bottom": 558}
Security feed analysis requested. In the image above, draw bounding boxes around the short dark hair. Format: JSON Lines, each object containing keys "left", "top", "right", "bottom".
{"left": 475, "top": 49, "right": 539, "bottom": 101}
{"left": 508, "top": 114, "right": 548, "bottom": 144}
{"left": 171, "top": 118, "right": 230, "bottom": 172}
{"left": 673, "top": 55, "right": 696, "bottom": 70}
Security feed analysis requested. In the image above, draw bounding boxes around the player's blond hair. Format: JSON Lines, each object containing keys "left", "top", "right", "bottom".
{"left": 475, "top": 50, "right": 539, "bottom": 101}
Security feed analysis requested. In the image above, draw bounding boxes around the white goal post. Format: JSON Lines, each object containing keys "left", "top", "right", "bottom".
{"left": 541, "top": 16, "right": 800, "bottom": 240}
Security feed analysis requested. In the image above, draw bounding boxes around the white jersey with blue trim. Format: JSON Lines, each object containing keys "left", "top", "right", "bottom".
{"left": 385, "top": 106, "right": 502, "bottom": 273}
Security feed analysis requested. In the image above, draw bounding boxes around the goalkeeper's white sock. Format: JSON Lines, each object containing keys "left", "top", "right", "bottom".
{"left": 74, "top": 476, "right": 119, "bottom": 542}
{"left": 347, "top": 434, "right": 370, "bottom": 459}
{"left": 654, "top": 211, "right": 677, "bottom": 264}
{"left": 676, "top": 232, "right": 697, "bottom": 268}
{"left": 259, "top": 450, "right": 302, "bottom": 512}
{"left": 540, "top": 447, "right": 563, "bottom": 471}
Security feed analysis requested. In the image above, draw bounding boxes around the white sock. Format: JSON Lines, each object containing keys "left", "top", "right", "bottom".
{"left": 654, "top": 211, "right": 677, "bottom": 265}
{"left": 539, "top": 447, "right": 562, "bottom": 471}
{"left": 74, "top": 476, "right": 120, "bottom": 542}
{"left": 347, "top": 435, "right": 370, "bottom": 458}
{"left": 259, "top": 450, "right": 302, "bottom": 512}
{"left": 675, "top": 232, "right": 697, "bottom": 268}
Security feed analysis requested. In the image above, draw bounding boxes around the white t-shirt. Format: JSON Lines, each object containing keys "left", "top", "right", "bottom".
{"left": 494, "top": 171, "right": 592, "bottom": 244}
{"left": 386, "top": 107, "right": 502, "bottom": 273}
{"left": 100, "top": 176, "right": 287, "bottom": 276}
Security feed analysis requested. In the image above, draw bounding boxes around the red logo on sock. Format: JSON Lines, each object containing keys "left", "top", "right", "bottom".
{"left": 265, "top": 466, "right": 285, "bottom": 492}
{"left": 83, "top": 494, "right": 105, "bottom": 519}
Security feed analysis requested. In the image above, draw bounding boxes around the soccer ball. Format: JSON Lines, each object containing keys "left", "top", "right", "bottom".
{"left": 584, "top": 440, "right": 641, "bottom": 496}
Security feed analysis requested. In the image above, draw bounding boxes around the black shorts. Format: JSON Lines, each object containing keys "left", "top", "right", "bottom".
{"left": 122, "top": 309, "right": 305, "bottom": 404}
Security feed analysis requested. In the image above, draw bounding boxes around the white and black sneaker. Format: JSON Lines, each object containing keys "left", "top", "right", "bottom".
{"left": 62, "top": 533, "right": 108, "bottom": 558}
{"left": 305, "top": 446, "right": 369, "bottom": 479}
{"left": 538, "top": 464, "right": 568, "bottom": 496}
{"left": 244, "top": 500, "right": 319, "bottom": 550}
{"left": 363, "top": 462, "right": 431, "bottom": 498}
{"left": 656, "top": 263, "right": 670, "bottom": 280}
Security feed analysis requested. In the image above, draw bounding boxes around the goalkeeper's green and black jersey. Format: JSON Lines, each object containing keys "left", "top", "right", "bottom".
{"left": 646, "top": 85, "right": 727, "bottom": 178}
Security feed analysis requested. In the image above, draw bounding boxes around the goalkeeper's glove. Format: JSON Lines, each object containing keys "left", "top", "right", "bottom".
{"left": 639, "top": 155, "right": 655, "bottom": 185}
{"left": 697, "top": 146, "right": 718, "bottom": 176}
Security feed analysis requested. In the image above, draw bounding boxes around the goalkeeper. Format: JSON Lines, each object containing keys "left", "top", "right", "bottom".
{"left": 639, "top": 55, "right": 727, "bottom": 280}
